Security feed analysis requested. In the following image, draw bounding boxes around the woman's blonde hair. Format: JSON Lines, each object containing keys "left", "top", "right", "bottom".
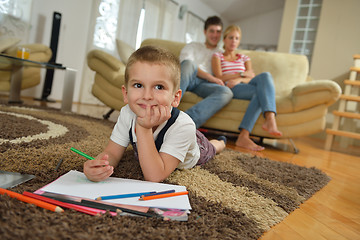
{"left": 222, "top": 25, "right": 242, "bottom": 50}
{"left": 223, "top": 25, "right": 242, "bottom": 40}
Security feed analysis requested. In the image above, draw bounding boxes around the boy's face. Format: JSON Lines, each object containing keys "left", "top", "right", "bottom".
{"left": 204, "top": 24, "right": 222, "bottom": 48}
{"left": 122, "top": 62, "right": 181, "bottom": 118}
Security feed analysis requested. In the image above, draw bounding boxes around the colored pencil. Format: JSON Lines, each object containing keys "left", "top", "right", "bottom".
{"left": 70, "top": 147, "right": 94, "bottom": 160}
{"left": 41, "top": 191, "right": 149, "bottom": 213}
{"left": 39, "top": 193, "right": 117, "bottom": 216}
{"left": 141, "top": 190, "right": 175, "bottom": 197}
{"left": 55, "top": 158, "right": 63, "bottom": 171}
{"left": 80, "top": 199, "right": 160, "bottom": 218}
{"left": 96, "top": 191, "right": 156, "bottom": 200}
{"left": 23, "top": 191, "right": 100, "bottom": 216}
{"left": 139, "top": 191, "right": 189, "bottom": 201}
{"left": 0, "top": 188, "right": 63, "bottom": 213}
{"left": 39, "top": 191, "right": 150, "bottom": 218}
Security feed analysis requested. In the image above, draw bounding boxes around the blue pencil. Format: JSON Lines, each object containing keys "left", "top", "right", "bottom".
{"left": 141, "top": 190, "right": 175, "bottom": 197}
{"left": 96, "top": 191, "right": 156, "bottom": 200}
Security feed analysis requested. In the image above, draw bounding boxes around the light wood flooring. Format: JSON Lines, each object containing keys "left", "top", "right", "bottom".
{"left": 2, "top": 95, "right": 360, "bottom": 240}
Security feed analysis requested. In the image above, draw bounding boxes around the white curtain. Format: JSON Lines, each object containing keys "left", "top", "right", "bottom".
{"left": 159, "top": 0, "right": 177, "bottom": 40}
{"left": 0, "top": 0, "right": 32, "bottom": 43}
{"left": 117, "top": 0, "right": 177, "bottom": 48}
{"left": 141, "top": 0, "right": 177, "bottom": 42}
{"left": 185, "top": 12, "right": 204, "bottom": 43}
{"left": 116, "top": 0, "right": 142, "bottom": 49}
{"left": 141, "top": 0, "right": 160, "bottom": 42}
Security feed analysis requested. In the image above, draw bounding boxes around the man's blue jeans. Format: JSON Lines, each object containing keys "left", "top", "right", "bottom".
{"left": 180, "top": 60, "right": 233, "bottom": 128}
{"left": 231, "top": 72, "right": 277, "bottom": 132}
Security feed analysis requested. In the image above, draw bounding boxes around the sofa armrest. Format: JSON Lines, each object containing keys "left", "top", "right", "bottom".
{"left": 5, "top": 43, "right": 52, "bottom": 62}
{"left": 291, "top": 79, "right": 342, "bottom": 111}
{"left": 87, "top": 49, "right": 126, "bottom": 88}
{"left": 87, "top": 49, "right": 124, "bottom": 71}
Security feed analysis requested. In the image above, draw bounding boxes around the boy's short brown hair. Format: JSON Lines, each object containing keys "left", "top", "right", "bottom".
{"left": 124, "top": 45, "right": 180, "bottom": 92}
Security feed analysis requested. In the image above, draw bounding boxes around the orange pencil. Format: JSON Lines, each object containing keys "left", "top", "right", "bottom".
{"left": 139, "top": 191, "right": 189, "bottom": 201}
{"left": 0, "top": 188, "right": 64, "bottom": 213}
{"left": 23, "top": 191, "right": 100, "bottom": 216}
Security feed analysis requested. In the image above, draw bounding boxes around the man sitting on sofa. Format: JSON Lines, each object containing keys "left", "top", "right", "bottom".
{"left": 179, "top": 16, "right": 233, "bottom": 128}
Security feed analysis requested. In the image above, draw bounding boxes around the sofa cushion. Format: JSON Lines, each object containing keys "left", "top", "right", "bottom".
{"left": 141, "top": 38, "right": 186, "bottom": 57}
{"left": 0, "top": 37, "right": 21, "bottom": 53}
{"left": 238, "top": 50, "right": 309, "bottom": 97}
{"left": 116, "top": 39, "right": 134, "bottom": 64}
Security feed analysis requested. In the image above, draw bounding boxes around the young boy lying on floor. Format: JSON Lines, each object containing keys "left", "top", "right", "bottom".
{"left": 83, "top": 45, "right": 226, "bottom": 183}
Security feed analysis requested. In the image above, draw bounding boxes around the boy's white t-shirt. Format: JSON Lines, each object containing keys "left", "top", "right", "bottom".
{"left": 110, "top": 105, "right": 200, "bottom": 169}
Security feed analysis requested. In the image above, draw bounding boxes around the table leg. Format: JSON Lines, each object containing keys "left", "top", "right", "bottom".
{"left": 8, "top": 65, "right": 24, "bottom": 104}
{"left": 61, "top": 68, "right": 77, "bottom": 112}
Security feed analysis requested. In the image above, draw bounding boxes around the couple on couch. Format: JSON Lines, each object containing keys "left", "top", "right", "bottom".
{"left": 180, "top": 16, "right": 281, "bottom": 151}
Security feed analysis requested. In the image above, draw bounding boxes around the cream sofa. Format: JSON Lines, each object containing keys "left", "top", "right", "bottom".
{"left": 0, "top": 40, "right": 52, "bottom": 91}
{"left": 87, "top": 38, "right": 341, "bottom": 142}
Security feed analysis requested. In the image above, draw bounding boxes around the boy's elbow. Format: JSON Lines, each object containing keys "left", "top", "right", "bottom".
{"left": 144, "top": 175, "right": 167, "bottom": 183}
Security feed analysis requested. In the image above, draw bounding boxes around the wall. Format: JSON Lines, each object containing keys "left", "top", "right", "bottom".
{"left": 311, "top": 0, "right": 360, "bottom": 145}
{"left": 278, "top": 0, "right": 360, "bottom": 78}
{"left": 277, "top": 0, "right": 297, "bottom": 53}
{"left": 21, "top": 0, "right": 220, "bottom": 103}
{"left": 233, "top": 8, "right": 283, "bottom": 49}
{"left": 22, "top": 0, "right": 93, "bottom": 102}
{"left": 277, "top": 0, "right": 360, "bottom": 144}
{"left": 310, "top": 0, "right": 360, "bottom": 80}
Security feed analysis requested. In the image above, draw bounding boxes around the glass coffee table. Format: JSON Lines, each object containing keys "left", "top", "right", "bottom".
{"left": 0, "top": 53, "right": 77, "bottom": 111}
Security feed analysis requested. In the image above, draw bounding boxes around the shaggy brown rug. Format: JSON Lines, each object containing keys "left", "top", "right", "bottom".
{"left": 0, "top": 103, "right": 331, "bottom": 240}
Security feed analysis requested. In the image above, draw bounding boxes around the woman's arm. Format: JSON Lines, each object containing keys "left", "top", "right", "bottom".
{"left": 211, "top": 55, "right": 242, "bottom": 82}
{"left": 243, "top": 61, "right": 255, "bottom": 79}
{"left": 212, "top": 56, "right": 256, "bottom": 88}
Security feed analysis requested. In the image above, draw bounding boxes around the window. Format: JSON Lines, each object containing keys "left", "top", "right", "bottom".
{"left": 0, "top": 0, "right": 32, "bottom": 41}
{"left": 290, "top": 0, "right": 322, "bottom": 65}
{"left": 93, "top": 0, "right": 120, "bottom": 51}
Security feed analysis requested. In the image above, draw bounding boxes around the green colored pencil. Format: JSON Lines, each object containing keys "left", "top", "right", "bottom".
{"left": 70, "top": 147, "right": 94, "bottom": 160}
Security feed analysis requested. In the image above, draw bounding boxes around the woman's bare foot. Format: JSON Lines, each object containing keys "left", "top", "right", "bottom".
{"left": 262, "top": 112, "right": 282, "bottom": 136}
{"left": 235, "top": 130, "right": 264, "bottom": 151}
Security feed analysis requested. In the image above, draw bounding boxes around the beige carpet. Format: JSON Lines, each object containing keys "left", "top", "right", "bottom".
{"left": 0, "top": 103, "right": 330, "bottom": 239}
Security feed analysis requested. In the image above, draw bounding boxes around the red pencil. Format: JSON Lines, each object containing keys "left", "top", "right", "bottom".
{"left": 0, "top": 188, "right": 63, "bottom": 213}
{"left": 23, "top": 191, "right": 101, "bottom": 216}
{"left": 139, "top": 191, "right": 189, "bottom": 201}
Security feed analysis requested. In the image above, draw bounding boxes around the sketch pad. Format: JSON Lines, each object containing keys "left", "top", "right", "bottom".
{"left": 40, "top": 170, "right": 191, "bottom": 210}
{"left": 0, "top": 171, "right": 35, "bottom": 189}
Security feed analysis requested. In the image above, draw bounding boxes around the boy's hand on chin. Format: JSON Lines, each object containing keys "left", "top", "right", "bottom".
{"left": 137, "top": 105, "right": 171, "bottom": 130}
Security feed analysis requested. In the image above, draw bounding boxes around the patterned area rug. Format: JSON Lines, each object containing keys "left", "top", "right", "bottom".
{"left": 0, "top": 104, "right": 330, "bottom": 240}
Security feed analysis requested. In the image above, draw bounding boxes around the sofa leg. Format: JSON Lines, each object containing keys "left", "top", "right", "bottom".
{"left": 289, "top": 138, "right": 299, "bottom": 154}
{"left": 103, "top": 109, "right": 115, "bottom": 119}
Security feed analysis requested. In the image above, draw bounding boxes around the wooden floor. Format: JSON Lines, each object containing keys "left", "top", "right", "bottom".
{"left": 2, "top": 95, "right": 360, "bottom": 240}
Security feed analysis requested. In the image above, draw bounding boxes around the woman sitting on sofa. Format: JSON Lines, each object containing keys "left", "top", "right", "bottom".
{"left": 211, "top": 25, "right": 282, "bottom": 151}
